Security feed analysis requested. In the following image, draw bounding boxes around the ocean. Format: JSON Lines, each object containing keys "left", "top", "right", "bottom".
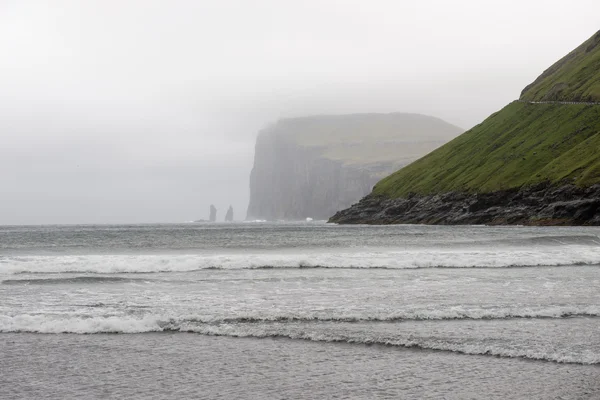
{"left": 1, "top": 222, "right": 599, "bottom": 399}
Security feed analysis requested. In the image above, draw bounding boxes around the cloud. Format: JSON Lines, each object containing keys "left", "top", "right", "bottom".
{"left": 1, "top": 0, "right": 599, "bottom": 223}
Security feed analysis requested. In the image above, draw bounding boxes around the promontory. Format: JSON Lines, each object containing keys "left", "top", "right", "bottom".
{"left": 330, "top": 30, "right": 600, "bottom": 226}
{"left": 246, "top": 113, "right": 462, "bottom": 220}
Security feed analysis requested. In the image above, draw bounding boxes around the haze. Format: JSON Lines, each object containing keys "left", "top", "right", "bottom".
{"left": 1, "top": 0, "right": 598, "bottom": 224}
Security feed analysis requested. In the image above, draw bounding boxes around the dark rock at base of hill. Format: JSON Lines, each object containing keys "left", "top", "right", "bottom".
{"left": 329, "top": 183, "right": 600, "bottom": 226}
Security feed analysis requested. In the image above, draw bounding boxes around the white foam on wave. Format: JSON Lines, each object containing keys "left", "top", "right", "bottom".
{"left": 0, "top": 314, "right": 163, "bottom": 334}
{"left": 2, "top": 310, "right": 598, "bottom": 364}
{"left": 185, "top": 324, "right": 600, "bottom": 365}
{"left": 195, "top": 305, "right": 600, "bottom": 323}
{"left": 6, "top": 313, "right": 593, "bottom": 364}
{"left": 2, "top": 246, "right": 600, "bottom": 274}
{"left": 3, "top": 304, "right": 600, "bottom": 332}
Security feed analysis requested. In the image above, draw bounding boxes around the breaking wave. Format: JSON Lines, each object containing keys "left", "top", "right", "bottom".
{"left": 2, "top": 247, "right": 600, "bottom": 275}
{"left": 184, "top": 325, "right": 600, "bottom": 365}
{"left": 1, "top": 276, "right": 143, "bottom": 285}
{"left": 177, "top": 306, "right": 600, "bottom": 323}
{"left": 1, "top": 313, "right": 598, "bottom": 365}
{"left": 2, "top": 304, "right": 600, "bottom": 331}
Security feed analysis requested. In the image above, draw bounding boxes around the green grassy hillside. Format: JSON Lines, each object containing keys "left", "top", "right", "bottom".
{"left": 520, "top": 31, "right": 600, "bottom": 102}
{"left": 374, "top": 102, "right": 600, "bottom": 198}
{"left": 265, "top": 113, "right": 463, "bottom": 168}
{"left": 373, "top": 30, "right": 600, "bottom": 199}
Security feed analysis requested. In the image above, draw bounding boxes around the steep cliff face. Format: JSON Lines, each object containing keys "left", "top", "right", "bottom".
{"left": 247, "top": 114, "right": 462, "bottom": 220}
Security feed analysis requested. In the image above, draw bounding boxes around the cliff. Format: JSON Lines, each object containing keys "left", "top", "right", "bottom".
{"left": 247, "top": 113, "right": 462, "bottom": 220}
{"left": 330, "top": 30, "right": 600, "bottom": 225}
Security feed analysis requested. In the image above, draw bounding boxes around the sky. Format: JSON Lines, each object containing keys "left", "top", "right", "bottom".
{"left": 1, "top": 0, "right": 599, "bottom": 224}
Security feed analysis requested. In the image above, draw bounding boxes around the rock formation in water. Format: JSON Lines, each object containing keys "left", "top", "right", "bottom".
{"left": 246, "top": 113, "right": 462, "bottom": 220}
{"left": 209, "top": 205, "right": 217, "bottom": 222}
{"left": 330, "top": 30, "right": 600, "bottom": 226}
{"left": 225, "top": 206, "right": 234, "bottom": 222}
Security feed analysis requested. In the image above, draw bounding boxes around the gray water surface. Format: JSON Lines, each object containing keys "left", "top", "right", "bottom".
{"left": 1, "top": 222, "right": 599, "bottom": 399}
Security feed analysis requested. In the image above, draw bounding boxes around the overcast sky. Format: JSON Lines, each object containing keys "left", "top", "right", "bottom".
{"left": 1, "top": 0, "right": 598, "bottom": 224}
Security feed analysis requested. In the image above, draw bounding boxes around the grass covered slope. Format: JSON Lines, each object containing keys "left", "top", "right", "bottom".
{"left": 269, "top": 113, "right": 462, "bottom": 168}
{"left": 372, "top": 30, "right": 600, "bottom": 200}
{"left": 520, "top": 30, "right": 600, "bottom": 102}
{"left": 373, "top": 101, "right": 600, "bottom": 198}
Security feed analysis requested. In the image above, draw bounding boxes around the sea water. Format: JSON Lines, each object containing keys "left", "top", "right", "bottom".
{"left": 1, "top": 222, "right": 599, "bottom": 399}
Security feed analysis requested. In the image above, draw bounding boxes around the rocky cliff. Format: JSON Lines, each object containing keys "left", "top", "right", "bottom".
{"left": 247, "top": 113, "right": 462, "bottom": 220}
{"left": 330, "top": 30, "right": 600, "bottom": 226}
{"left": 330, "top": 183, "right": 600, "bottom": 225}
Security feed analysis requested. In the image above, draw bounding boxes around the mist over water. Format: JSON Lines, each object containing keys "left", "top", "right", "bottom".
{"left": 2, "top": 1, "right": 600, "bottom": 224}
{"left": 1, "top": 223, "right": 599, "bottom": 398}
{"left": 2, "top": 2, "right": 600, "bottom": 399}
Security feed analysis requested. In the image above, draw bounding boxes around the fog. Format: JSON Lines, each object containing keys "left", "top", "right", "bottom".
{"left": 1, "top": 0, "right": 598, "bottom": 224}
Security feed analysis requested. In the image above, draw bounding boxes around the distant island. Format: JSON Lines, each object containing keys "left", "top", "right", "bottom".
{"left": 330, "top": 30, "right": 600, "bottom": 226}
{"left": 246, "top": 113, "right": 462, "bottom": 221}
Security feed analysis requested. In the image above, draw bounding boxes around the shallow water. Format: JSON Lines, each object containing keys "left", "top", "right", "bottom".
{"left": 2, "top": 333, "right": 600, "bottom": 400}
{"left": 1, "top": 222, "right": 599, "bottom": 399}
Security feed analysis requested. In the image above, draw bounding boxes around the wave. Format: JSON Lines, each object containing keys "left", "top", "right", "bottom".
{"left": 520, "top": 235, "right": 600, "bottom": 246}
{"left": 181, "top": 326, "right": 600, "bottom": 365}
{"left": 2, "top": 304, "right": 600, "bottom": 330}
{"left": 2, "top": 247, "right": 600, "bottom": 274}
{"left": 182, "top": 325, "right": 600, "bottom": 365}
{"left": 1, "top": 276, "right": 145, "bottom": 285}
{"left": 468, "top": 234, "right": 600, "bottom": 247}
{"left": 183, "top": 306, "right": 600, "bottom": 323}
{"left": 1, "top": 313, "right": 597, "bottom": 365}
{"left": 0, "top": 314, "right": 162, "bottom": 334}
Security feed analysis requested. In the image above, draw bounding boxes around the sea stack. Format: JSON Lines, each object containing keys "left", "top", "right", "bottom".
{"left": 209, "top": 205, "right": 217, "bottom": 222}
{"left": 225, "top": 206, "right": 234, "bottom": 222}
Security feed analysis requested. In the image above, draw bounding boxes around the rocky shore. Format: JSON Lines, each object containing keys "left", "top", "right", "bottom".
{"left": 328, "top": 183, "right": 600, "bottom": 226}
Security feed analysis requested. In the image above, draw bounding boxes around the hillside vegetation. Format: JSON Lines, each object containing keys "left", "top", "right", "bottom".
{"left": 271, "top": 113, "right": 462, "bottom": 167}
{"left": 373, "top": 30, "right": 600, "bottom": 199}
{"left": 520, "top": 31, "right": 600, "bottom": 102}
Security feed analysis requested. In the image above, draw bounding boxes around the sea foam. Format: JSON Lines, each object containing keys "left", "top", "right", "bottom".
{"left": 2, "top": 312, "right": 598, "bottom": 365}
{"left": 2, "top": 246, "right": 600, "bottom": 275}
{"left": 2, "top": 304, "right": 600, "bottom": 333}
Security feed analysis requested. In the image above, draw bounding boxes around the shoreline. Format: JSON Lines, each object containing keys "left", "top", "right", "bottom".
{"left": 329, "top": 183, "right": 600, "bottom": 226}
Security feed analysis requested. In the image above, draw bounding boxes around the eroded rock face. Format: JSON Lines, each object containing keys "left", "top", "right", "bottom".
{"left": 329, "top": 183, "right": 600, "bottom": 226}
{"left": 247, "top": 133, "right": 379, "bottom": 220}
{"left": 246, "top": 114, "right": 462, "bottom": 221}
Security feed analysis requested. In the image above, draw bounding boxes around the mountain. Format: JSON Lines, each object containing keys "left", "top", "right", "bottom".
{"left": 330, "top": 30, "right": 600, "bottom": 226}
{"left": 246, "top": 113, "right": 463, "bottom": 221}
